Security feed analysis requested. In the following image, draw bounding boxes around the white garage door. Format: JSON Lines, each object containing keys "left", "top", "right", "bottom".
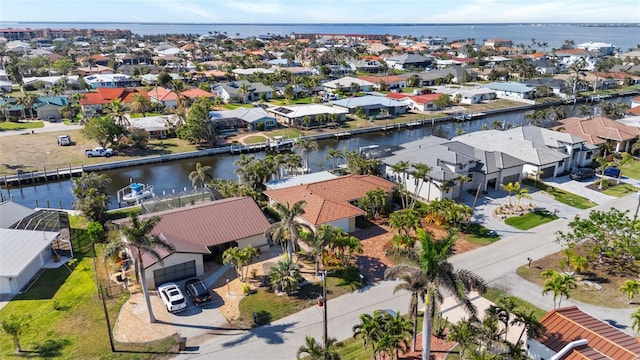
{"left": 153, "top": 260, "right": 196, "bottom": 287}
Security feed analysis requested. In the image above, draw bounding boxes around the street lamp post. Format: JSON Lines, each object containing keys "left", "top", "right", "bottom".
{"left": 634, "top": 191, "right": 640, "bottom": 221}
{"left": 226, "top": 278, "right": 230, "bottom": 295}
{"left": 321, "top": 270, "right": 328, "bottom": 349}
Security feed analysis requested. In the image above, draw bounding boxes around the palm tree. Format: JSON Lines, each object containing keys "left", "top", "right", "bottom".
{"left": 325, "top": 148, "right": 343, "bottom": 170}
{"left": 447, "top": 318, "right": 476, "bottom": 359}
{"left": 302, "top": 224, "right": 334, "bottom": 277}
{"left": 385, "top": 267, "right": 428, "bottom": 352}
{"left": 238, "top": 83, "right": 251, "bottom": 104}
{"left": 353, "top": 312, "right": 384, "bottom": 358}
{"left": 270, "top": 256, "right": 300, "bottom": 295}
{"left": 104, "top": 214, "right": 175, "bottom": 323}
{"left": 188, "top": 162, "right": 212, "bottom": 188}
{"left": 541, "top": 270, "right": 577, "bottom": 308}
{"left": 511, "top": 309, "right": 545, "bottom": 345}
{"left": 385, "top": 229, "right": 486, "bottom": 360}
{"left": 293, "top": 138, "right": 319, "bottom": 172}
{"left": 265, "top": 200, "right": 313, "bottom": 260}
{"left": 105, "top": 98, "right": 129, "bottom": 127}
{"left": 631, "top": 307, "right": 640, "bottom": 333}
{"left": 130, "top": 93, "right": 152, "bottom": 116}
{"left": 297, "top": 336, "right": 341, "bottom": 360}
{"left": 390, "top": 160, "right": 411, "bottom": 209}
{"left": 456, "top": 175, "right": 471, "bottom": 203}
{"left": 619, "top": 279, "right": 640, "bottom": 304}
{"left": 409, "top": 162, "right": 433, "bottom": 209}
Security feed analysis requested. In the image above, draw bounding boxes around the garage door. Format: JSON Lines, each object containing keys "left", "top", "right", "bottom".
{"left": 501, "top": 174, "right": 519, "bottom": 185}
{"left": 153, "top": 260, "right": 196, "bottom": 287}
{"left": 540, "top": 166, "right": 555, "bottom": 179}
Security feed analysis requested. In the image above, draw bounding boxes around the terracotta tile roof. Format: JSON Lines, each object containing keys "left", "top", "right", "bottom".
{"left": 80, "top": 87, "right": 149, "bottom": 106}
{"left": 148, "top": 86, "right": 177, "bottom": 102}
{"left": 410, "top": 94, "right": 440, "bottom": 104}
{"left": 537, "top": 306, "right": 640, "bottom": 360}
{"left": 555, "top": 116, "right": 640, "bottom": 145}
{"left": 357, "top": 75, "right": 406, "bottom": 84}
{"left": 628, "top": 106, "right": 640, "bottom": 116}
{"left": 264, "top": 174, "right": 395, "bottom": 226}
{"left": 126, "top": 197, "right": 270, "bottom": 268}
{"left": 181, "top": 88, "right": 215, "bottom": 99}
{"left": 386, "top": 93, "right": 409, "bottom": 100}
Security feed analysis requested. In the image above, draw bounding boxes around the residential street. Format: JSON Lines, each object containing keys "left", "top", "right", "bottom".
{"left": 173, "top": 193, "right": 640, "bottom": 359}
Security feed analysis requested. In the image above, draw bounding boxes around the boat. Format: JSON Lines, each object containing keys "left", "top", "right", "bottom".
{"left": 118, "top": 183, "right": 154, "bottom": 205}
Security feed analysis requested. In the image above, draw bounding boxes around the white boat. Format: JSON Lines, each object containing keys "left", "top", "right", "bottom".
{"left": 119, "top": 183, "right": 154, "bottom": 204}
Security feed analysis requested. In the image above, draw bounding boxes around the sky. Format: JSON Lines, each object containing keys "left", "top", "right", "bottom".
{"left": 1, "top": 0, "right": 639, "bottom": 24}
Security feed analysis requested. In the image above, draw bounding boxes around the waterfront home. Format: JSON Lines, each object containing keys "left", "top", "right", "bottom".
{"left": 266, "top": 104, "right": 348, "bottom": 128}
{"left": 322, "top": 76, "right": 375, "bottom": 94}
{"left": 22, "top": 75, "right": 80, "bottom": 89}
{"left": 577, "top": 41, "right": 616, "bottom": 56}
{"left": 264, "top": 174, "right": 395, "bottom": 233}
{"left": 453, "top": 125, "right": 594, "bottom": 179}
{"left": 114, "top": 197, "right": 271, "bottom": 289}
{"left": 523, "top": 78, "right": 568, "bottom": 96}
{"left": 330, "top": 95, "right": 407, "bottom": 117}
{"left": 386, "top": 92, "right": 441, "bottom": 111}
{"left": 553, "top": 48, "right": 597, "bottom": 70}
{"left": 129, "top": 114, "right": 182, "bottom": 138}
{"left": 214, "top": 80, "right": 274, "bottom": 103}
{"left": 79, "top": 87, "right": 149, "bottom": 113}
{"left": 209, "top": 107, "right": 277, "bottom": 131}
{"left": 428, "top": 85, "right": 496, "bottom": 105}
{"left": 527, "top": 306, "right": 640, "bottom": 360}
{"left": 400, "top": 65, "right": 476, "bottom": 86}
{"left": 0, "top": 202, "right": 73, "bottom": 295}
{"left": 482, "top": 82, "right": 536, "bottom": 102}
{"left": 555, "top": 115, "right": 640, "bottom": 152}
{"left": 345, "top": 59, "right": 384, "bottom": 73}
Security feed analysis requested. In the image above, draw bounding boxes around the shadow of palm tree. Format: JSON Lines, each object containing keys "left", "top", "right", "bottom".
{"left": 221, "top": 321, "right": 298, "bottom": 348}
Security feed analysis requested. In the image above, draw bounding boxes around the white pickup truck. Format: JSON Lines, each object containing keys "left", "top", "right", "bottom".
{"left": 85, "top": 147, "right": 114, "bottom": 157}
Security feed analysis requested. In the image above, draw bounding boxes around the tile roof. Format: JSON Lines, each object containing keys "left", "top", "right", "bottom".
{"left": 121, "top": 197, "right": 270, "bottom": 268}
{"left": 264, "top": 174, "right": 395, "bottom": 226}
{"left": 148, "top": 86, "right": 178, "bottom": 102}
{"left": 536, "top": 306, "right": 640, "bottom": 360}
{"left": 80, "top": 87, "right": 149, "bottom": 105}
{"left": 556, "top": 115, "right": 640, "bottom": 145}
{"left": 181, "top": 88, "right": 215, "bottom": 99}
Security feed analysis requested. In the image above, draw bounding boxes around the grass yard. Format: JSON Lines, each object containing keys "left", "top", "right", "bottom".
{"left": 238, "top": 270, "right": 362, "bottom": 327}
{"left": 619, "top": 159, "right": 640, "bottom": 182}
{"left": 242, "top": 135, "right": 268, "bottom": 144}
{"left": 601, "top": 182, "right": 639, "bottom": 197}
{"left": 524, "top": 179, "right": 597, "bottom": 209}
{"left": 0, "top": 229, "right": 176, "bottom": 358}
{"left": 463, "top": 223, "right": 500, "bottom": 245}
{"left": 504, "top": 209, "right": 558, "bottom": 230}
{"left": 0, "top": 121, "right": 45, "bottom": 131}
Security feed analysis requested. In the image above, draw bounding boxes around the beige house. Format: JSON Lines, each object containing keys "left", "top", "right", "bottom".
{"left": 117, "top": 197, "right": 270, "bottom": 288}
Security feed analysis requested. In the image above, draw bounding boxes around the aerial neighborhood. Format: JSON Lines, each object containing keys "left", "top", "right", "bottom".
{"left": 2, "top": 24, "right": 640, "bottom": 360}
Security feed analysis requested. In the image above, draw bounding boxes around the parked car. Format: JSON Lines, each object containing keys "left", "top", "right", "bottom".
{"left": 85, "top": 147, "right": 113, "bottom": 157}
{"left": 570, "top": 168, "right": 596, "bottom": 181}
{"left": 603, "top": 166, "right": 621, "bottom": 178}
{"left": 184, "top": 278, "right": 212, "bottom": 305}
{"left": 56, "top": 135, "right": 72, "bottom": 146}
{"left": 157, "top": 283, "right": 187, "bottom": 313}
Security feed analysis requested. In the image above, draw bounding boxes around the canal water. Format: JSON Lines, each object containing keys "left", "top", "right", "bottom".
{"left": 1, "top": 99, "right": 631, "bottom": 210}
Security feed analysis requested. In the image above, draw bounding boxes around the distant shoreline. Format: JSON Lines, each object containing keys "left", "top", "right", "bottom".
{"left": 2, "top": 21, "right": 639, "bottom": 26}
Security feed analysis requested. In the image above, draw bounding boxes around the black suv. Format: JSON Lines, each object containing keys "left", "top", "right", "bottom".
{"left": 570, "top": 168, "right": 596, "bottom": 181}
{"left": 184, "top": 278, "right": 212, "bottom": 305}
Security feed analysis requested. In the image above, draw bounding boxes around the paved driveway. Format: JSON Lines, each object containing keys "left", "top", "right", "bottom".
{"left": 542, "top": 174, "right": 616, "bottom": 204}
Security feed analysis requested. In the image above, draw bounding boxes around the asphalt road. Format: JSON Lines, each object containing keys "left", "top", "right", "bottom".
{"left": 172, "top": 193, "right": 640, "bottom": 359}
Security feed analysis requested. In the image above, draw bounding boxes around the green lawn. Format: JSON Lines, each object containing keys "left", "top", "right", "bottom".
{"left": 504, "top": 209, "right": 558, "bottom": 230}
{"left": 620, "top": 159, "right": 640, "bottom": 181}
{"left": 238, "top": 269, "right": 362, "bottom": 327}
{"left": 0, "top": 229, "right": 175, "bottom": 358}
{"left": 463, "top": 223, "right": 500, "bottom": 245}
{"left": 0, "top": 121, "right": 45, "bottom": 131}
{"left": 524, "top": 179, "right": 597, "bottom": 209}
{"left": 242, "top": 135, "right": 268, "bottom": 144}
{"left": 481, "top": 288, "right": 547, "bottom": 320}
{"left": 601, "top": 182, "right": 639, "bottom": 197}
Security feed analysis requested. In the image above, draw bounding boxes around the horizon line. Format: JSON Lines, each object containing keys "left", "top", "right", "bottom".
{"left": 1, "top": 21, "right": 639, "bottom": 26}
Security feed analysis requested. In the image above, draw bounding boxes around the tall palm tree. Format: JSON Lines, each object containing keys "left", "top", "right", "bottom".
{"left": 302, "top": 224, "right": 335, "bottom": 277}
{"left": 447, "top": 318, "right": 476, "bottom": 359}
{"left": 541, "top": 270, "right": 577, "bottom": 308}
{"left": 390, "top": 160, "right": 411, "bottom": 209}
{"left": 104, "top": 214, "right": 175, "bottom": 323}
{"left": 238, "top": 83, "right": 251, "bottom": 104}
{"left": 188, "top": 162, "right": 212, "bottom": 188}
{"left": 296, "top": 336, "right": 341, "bottom": 360}
{"left": 293, "top": 137, "right": 319, "bottom": 172}
{"left": 385, "top": 267, "right": 428, "bottom": 352}
{"left": 409, "top": 162, "right": 432, "bottom": 209}
{"left": 265, "top": 200, "right": 313, "bottom": 260}
{"left": 511, "top": 309, "right": 545, "bottom": 345}
{"left": 325, "top": 148, "right": 343, "bottom": 170}
{"left": 385, "top": 229, "right": 486, "bottom": 360}
{"left": 130, "top": 93, "right": 152, "bottom": 116}
{"left": 105, "top": 98, "right": 129, "bottom": 127}
{"left": 456, "top": 175, "right": 471, "bottom": 203}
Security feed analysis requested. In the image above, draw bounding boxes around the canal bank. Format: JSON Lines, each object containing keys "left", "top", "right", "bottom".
{"left": 1, "top": 92, "right": 637, "bottom": 209}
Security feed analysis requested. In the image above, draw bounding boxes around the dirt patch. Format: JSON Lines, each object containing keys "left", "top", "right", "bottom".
{"left": 517, "top": 245, "right": 636, "bottom": 308}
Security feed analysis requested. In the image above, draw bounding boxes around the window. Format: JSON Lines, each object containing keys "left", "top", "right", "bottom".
{"left": 586, "top": 151, "right": 593, "bottom": 160}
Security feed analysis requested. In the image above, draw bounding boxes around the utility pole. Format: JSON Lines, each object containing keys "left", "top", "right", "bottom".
{"left": 323, "top": 270, "right": 328, "bottom": 349}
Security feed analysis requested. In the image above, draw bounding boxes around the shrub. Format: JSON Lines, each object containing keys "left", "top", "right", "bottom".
{"left": 241, "top": 283, "right": 251, "bottom": 295}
